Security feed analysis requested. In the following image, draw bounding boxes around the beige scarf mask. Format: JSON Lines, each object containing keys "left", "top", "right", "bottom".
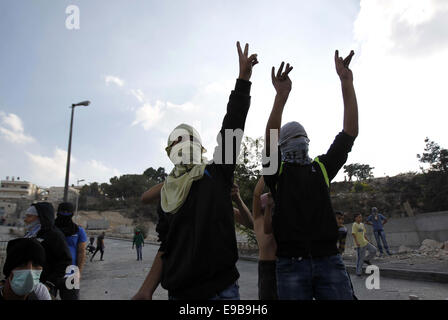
{"left": 161, "top": 124, "right": 208, "bottom": 214}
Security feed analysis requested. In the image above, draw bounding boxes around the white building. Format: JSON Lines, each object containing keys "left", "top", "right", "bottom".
{"left": 47, "top": 186, "right": 80, "bottom": 204}
{"left": 0, "top": 177, "right": 42, "bottom": 201}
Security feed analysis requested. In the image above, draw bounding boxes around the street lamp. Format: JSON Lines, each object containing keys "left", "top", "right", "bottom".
{"left": 74, "top": 179, "right": 85, "bottom": 224}
{"left": 63, "top": 100, "right": 90, "bottom": 202}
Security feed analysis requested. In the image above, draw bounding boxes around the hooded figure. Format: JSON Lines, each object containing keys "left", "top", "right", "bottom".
{"left": 23, "top": 202, "right": 72, "bottom": 296}
{"left": 279, "top": 121, "right": 312, "bottom": 165}
{"left": 148, "top": 76, "right": 252, "bottom": 300}
{"left": 55, "top": 202, "right": 79, "bottom": 237}
{"left": 1, "top": 238, "right": 51, "bottom": 300}
{"left": 161, "top": 123, "right": 208, "bottom": 214}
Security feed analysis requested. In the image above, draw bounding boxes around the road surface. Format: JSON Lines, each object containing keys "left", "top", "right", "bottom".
{"left": 80, "top": 238, "right": 448, "bottom": 300}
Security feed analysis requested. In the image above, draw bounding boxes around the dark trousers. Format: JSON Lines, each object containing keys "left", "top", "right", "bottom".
{"left": 276, "top": 254, "right": 354, "bottom": 300}
{"left": 136, "top": 245, "right": 143, "bottom": 260}
{"left": 258, "top": 260, "right": 278, "bottom": 300}
{"left": 91, "top": 247, "right": 104, "bottom": 261}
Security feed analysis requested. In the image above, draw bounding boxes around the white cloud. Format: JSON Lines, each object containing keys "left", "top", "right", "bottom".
{"left": 131, "top": 81, "right": 227, "bottom": 137}
{"left": 350, "top": 0, "right": 448, "bottom": 178}
{"left": 26, "top": 148, "right": 120, "bottom": 187}
{"left": 105, "top": 75, "right": 125, "bottom": 87}
{"left": 26, "top": 148, "right": 68, "bottom": 186}
{"left": 129, "top": 89, "right": 145, "bottom": 103}
{"left": 132, "top": 101, "right": 165, "bottom": 130}
{"left": 0, "top": 111, "right": 35, "bottom": 144}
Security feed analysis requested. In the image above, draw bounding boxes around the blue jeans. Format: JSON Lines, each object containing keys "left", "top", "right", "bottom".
{"left": 136, "top": 245, "right": 143, "bottom": 260}
{"left": 169, "top": 282, "right": 240, "bottom": 300}
{"left": 276, "top": 255, "right": 354, "bottom": 300}
{"left": 356, "top": 243, "right": 376, "bottom": 275}
{"left": 373, "top": 230, "right": 390, "bottom": 254}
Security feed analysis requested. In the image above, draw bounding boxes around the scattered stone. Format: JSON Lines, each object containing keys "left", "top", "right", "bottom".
{"left": 443, "top": 241, "right": 448, "bottom": 251}
{"left": 398, "top": 245, "right": 411, "bottom": 254}
{"left": 420, "top": 239, "right": 443, "bottom": 250}
{"left": 409, "top": 295, "right": 419, "bottom": 300}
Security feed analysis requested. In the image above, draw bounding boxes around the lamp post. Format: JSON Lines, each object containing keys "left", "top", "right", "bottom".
{"left": 63, "top": 100, "right": 90, "bottom": 202}
{"left": 74, "top": 179, "right": 85, "bottom": 224}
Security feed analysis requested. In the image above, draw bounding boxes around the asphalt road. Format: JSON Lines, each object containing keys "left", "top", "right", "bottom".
{"left": 80, "top": 238, "right": 448, "bottom": 300}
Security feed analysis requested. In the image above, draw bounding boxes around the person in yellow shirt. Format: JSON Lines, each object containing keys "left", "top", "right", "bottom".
{"left": 352, "top": 213, "right": 376, "bottom": 276}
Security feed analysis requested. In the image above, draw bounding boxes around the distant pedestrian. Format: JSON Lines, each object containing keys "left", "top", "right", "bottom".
{"left": 352, "top": 213, "right": 377, "bottom": 276}
{"left": 23, "top": 202, "right": 72, "bottom": 298}
{"left": 55, "top": 202, "right": 87, "bottom": 300}
{"left": 1, "top": 238, "right": 51, "bottom": 300}
{"left": 366, "top": 207, "right": 391, "bottom": 256}
{"left": 90, "top": 232, "right": 105, "bottom": 262}
{"left": 87, "top": 236, "right": 95, "bottom": 255}
{"left": 132, "top": 230, "right": 145, "bottom": 261}
{"left": 335, "top": 211, "right": 347, "bottom": 254}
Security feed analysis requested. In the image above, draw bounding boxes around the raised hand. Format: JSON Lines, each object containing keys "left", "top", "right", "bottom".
{"left": 271, "top": 62, "right": 293, "bottom": 97}
{"left": 335, "top": 50, "right": 354, "bottom": 83}
{"left": 231, "top": 183, "right": 242, "bottom": 203}
{"left": 237, "top": 41, "right": 258, "bottom": 81}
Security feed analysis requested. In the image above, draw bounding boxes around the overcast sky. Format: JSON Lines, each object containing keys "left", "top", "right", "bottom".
{"left": 1, "top": 0, "right": 448, "bottom": 188}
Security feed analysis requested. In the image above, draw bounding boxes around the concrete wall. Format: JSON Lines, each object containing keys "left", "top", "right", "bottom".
{"left": 345, "top": 211, "right": 448, "bottom": 249}
{"left": 86, "top": 219, "right": 110, "bottom": 230}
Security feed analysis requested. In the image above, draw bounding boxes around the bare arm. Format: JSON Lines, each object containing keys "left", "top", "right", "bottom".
{"left": 141, "top": 183, "right": 163, "bottom": 204}
{"left": 77, "top": 242, "right": 87, "bottom": 274}
{"left": 231, "top": 184, "right": 253, "bottom": 229}
{"left": 335, "top": 50, "right": 358, "bottom": 138}
{"left": 264, "top": 193, "right": 274, "bottom": 234}
{"left": 252, "top": 177, "right": 264, "bottom": 220}
{"left": 132, "top": 251, "right": 164, "bottom": 300}
{"left": 265, "top": 62, "right": 293, "bottom": 155}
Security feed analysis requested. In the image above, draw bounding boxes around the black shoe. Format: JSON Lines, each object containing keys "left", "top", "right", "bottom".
{"left": 365, "top": 260, "right": 372, "bottom": 265}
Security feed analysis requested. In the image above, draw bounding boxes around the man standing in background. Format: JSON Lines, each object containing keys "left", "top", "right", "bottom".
{"left": 366, "top": 207, "right": 392, "bottom": 256}
{"left": 132, "top": 229, "right": 145, "bottom": 261}
{"left": 352, "top": 213, "right": 376, "bottom": 276}
{"left": 90, "top": 232, "right": 105, "bottom": 262}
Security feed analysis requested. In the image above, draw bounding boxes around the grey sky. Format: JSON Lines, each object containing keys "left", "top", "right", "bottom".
{"left": 1, "top": 0, "right": 447, "bottom": 187}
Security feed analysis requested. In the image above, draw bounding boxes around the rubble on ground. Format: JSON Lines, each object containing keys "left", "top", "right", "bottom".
{"left": 398, "top": 245, "right": 411, "bottom": 254}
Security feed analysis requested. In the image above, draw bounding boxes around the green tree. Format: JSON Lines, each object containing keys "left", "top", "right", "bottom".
{"left": 344, "top": 163, "right": 374, "bottom": 181}
{"left": 143, "top": 167, "right": 168, "bottom": 183}
{"left": 417, "top": 137, "right": 448, "bottom": 173}
{"left": 343, "top": 164, "right": 356, "bottom": 181}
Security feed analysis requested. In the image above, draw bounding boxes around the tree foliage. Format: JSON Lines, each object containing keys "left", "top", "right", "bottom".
{"left": 343, "top": 163, "right": 375, "bottom": 181}
{"left": 417, "top": 137, "right": 448, "bottom": 173}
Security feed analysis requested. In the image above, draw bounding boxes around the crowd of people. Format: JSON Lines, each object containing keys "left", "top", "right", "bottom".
{"left": 132, "top": 41, "right": 361, "bottom": 301}
{"left": 1, "top": 201, "right": 107, "bottom": 300}
{"left": 2, "top": 41, "right": 394, "bottom": 301}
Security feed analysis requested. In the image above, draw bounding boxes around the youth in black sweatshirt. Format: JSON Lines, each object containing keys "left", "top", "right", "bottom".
{"left": 263, "top": 131, "right": 356, "bottom": 259}
{"left": 156, "top": 79, "right": 251, "bottom": 299}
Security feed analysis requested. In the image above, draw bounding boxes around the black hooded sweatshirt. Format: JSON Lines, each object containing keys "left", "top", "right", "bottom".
{"left": 32, "top": 202, "right": 72, "bottom": 287}
{"left": 156, "top": 79, "right": 251, "bottom": 299}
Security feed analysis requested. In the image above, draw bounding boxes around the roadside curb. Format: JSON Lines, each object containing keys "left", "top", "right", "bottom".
{"left": 238, "top": 254, "right": 448, "bottom": 284}
{"left": 344, "top": 263, "right": 448, "bottom": 283}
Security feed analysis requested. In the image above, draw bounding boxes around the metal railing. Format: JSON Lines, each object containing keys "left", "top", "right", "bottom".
{"left": 0, "top": 240, "right": 7, "bottom": 278}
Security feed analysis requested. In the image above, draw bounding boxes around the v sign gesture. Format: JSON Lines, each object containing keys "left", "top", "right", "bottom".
{"left": 335, "top": 50, "right": 355, "bottom": 83}
{"left": 271, "top": 62, "right": 293, "bottom": 97}
{"left": 237, "top": 41, "right": 259, "bottom": 81}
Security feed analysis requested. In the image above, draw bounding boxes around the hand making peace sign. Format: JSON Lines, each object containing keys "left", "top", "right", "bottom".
{"left": 271, "top": 61, "right": 293, "bottom": 97}
{"left": 335, "top": 50, "right": 355, "bottom": 83}
{"left": 237, "top": 41, "right": 259, "bottom": 81}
